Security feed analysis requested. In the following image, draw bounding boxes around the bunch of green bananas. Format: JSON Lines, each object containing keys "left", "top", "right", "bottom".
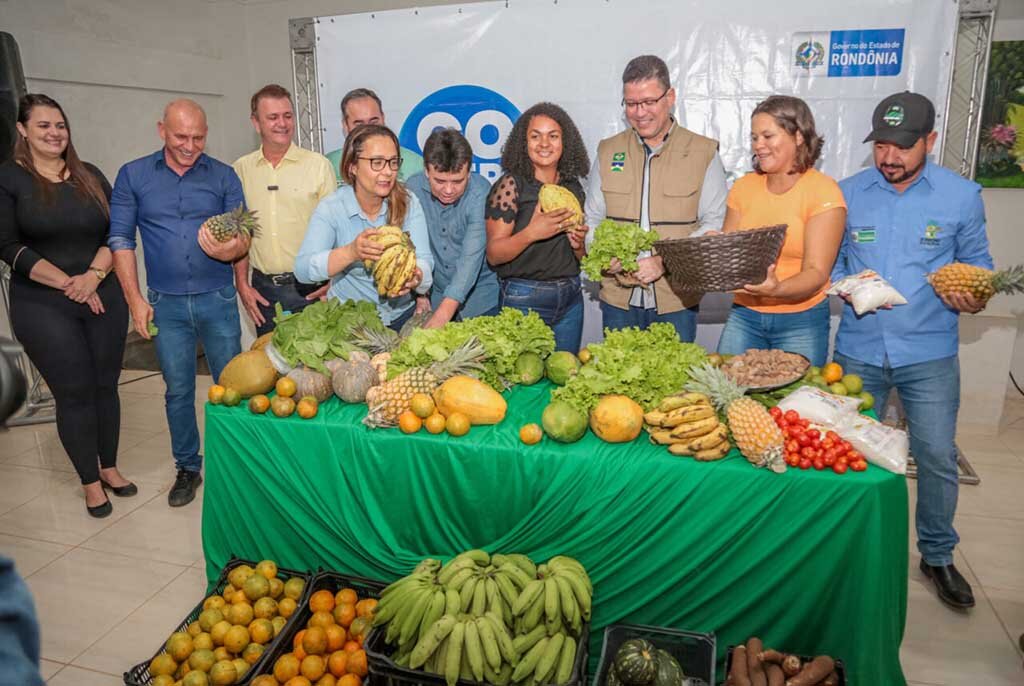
{"left": 372, "top": 550, "right": 592, "bottom": 686}
{"left": 364, "top": 225, "right": 418, "bottom": 298}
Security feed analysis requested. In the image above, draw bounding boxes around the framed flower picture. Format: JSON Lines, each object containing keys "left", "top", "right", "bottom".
{"left": 977, "top": 40, "right": 1024, "bottom": 188}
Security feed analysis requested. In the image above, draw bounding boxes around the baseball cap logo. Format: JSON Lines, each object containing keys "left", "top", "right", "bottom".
{"left": 883, "top": 105, "right": 905, "bottom": 126}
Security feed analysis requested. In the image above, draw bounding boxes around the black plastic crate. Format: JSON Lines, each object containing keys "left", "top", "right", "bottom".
{"left": 123, "top": 556, "right": 314, "bottom": 686}
{"left": 366, "top": 620, "right": 589, "bottom": 686}
{"left": 594, "top": 624, "right": 716, "bottom": 686}
{"left": 248, "top": 569, "right": 388, "bottom": 681}
{"left": 724, "top": 645, "right": 846, "bottom": 686}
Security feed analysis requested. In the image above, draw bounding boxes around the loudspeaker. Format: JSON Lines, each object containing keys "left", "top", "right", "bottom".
{"left": 0, "top": 33, "right": 27, "bottom": 165}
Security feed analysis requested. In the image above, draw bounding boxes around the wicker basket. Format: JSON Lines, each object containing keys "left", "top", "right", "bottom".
{"left": 654, "top": 224, "right": 787, "bottom": 293}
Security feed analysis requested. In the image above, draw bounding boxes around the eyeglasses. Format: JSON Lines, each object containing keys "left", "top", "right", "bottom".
{"left": 622, "top": 89, "right": 670, "bottom": 111}
{"left": 358, "top": 156, "right": 402, "bottom": 171}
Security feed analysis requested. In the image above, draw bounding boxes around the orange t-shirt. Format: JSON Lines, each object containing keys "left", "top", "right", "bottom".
{"left": 729, "top": 168, "right": 846, "bottom": 314}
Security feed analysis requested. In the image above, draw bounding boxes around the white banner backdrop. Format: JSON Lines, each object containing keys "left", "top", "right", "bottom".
{"left": 313, "top": 0, "right": 958, "bottom": 344}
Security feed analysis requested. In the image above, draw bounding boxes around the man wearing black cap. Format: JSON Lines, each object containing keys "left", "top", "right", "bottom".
{"left": 831, "top": 91, "right": 992, "bottom": 610}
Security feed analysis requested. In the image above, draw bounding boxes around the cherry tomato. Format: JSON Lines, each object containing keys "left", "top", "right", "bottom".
{"left": 786, "top": 440, "right": 799, "bottom": 453}
{"left": 787, "top": 454, "right": 800, "bottom": 467}
{"left": 839, "top": 440, "right": 852, "bottom": 453}
{"left": 789, "top": 425, "right": 805, "bottom": 438}
{"left": 848, "top": 450, "right": 864, "bottom": 462}
{"left": 799, "top": 418, "right": 810, "bottom": 428}
{"left": 807, "top": 429, "right": 820, "bottom": 440}
{"left": 799, "top": 459, "right": 812, "bottom": 470}
{"left": 784, "top": 410, "right": 799, "bottom": 424}
{"left": 826, "top": 431, "right": 840, "bottom": 442}
{"left": 797, "top": 433, "right": 812, "bottom": 447}
{"left": 815, "top": 448, "right": 824, "bottom": 459}
{"left": 832, "top": 461, "right": 848, "bottom": 474}
{"left": 813, "top": 459, "right": 825, "bottom": 470}
{"left": 811, "top": 437, "right": 822, "bottom": 449}
{"left": 855, "top": 460, "right": 869, "bottom": 471}
{"left": 822, "top": 438, "right": 835, "bottom": 450}
{"left": 824, "top": 453, "right": 837, "bottom": 467}
{"left": 769, "top": 406, "right": 782, "bottom": 418}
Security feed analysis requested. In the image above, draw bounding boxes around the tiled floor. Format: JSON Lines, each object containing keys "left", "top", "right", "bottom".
{"left": 0, "top": 370, "right": 1021, "bottom": 685}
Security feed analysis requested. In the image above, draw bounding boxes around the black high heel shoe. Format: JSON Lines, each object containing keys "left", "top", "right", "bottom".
{"left": 87, "top": 498, "right": 112, "bottom": 518}
{"left": 100, "top": 478, "right": 138, "bottom": 497}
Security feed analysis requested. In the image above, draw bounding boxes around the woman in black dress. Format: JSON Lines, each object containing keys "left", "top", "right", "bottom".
{"left": 0, "top": 94, "right": 134, "bottom": 518}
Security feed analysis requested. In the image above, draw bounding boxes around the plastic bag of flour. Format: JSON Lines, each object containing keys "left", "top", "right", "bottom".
{"left": 777, "top": 386, "right": 863, "bottom": 427}
{"left": 828, "top": 270, "right": 908, "bottom": 315}
{"left": 835, "top": 413, "right": 909, "bottom": 474}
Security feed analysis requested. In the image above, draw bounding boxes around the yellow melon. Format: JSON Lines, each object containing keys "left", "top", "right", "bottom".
{"left": 218, "top": 351, "right": 279, "bottom": 398}
{"left": 589, "top": 395, "right": 644, "bottom": 443}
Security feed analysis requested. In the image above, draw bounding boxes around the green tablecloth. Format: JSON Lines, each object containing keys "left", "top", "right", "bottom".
{"left": 202, "top": 382, "right": 907, "bottom": 685}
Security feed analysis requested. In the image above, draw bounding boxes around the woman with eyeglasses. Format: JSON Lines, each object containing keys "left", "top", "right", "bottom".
{"left": 485, "top": 102, "right": 590, "bottom": 352}
{"left": 715, "top": 95, "right": 847, "bottom": 366}
{"left": 295, "top": 124, "right": 433, "bottom": 331}
{"left": 0, "top": 94, "right": 134, "bottom": 518}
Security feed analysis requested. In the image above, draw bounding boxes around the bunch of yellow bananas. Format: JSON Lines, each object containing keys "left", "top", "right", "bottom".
{"left": 645, "top": 392, "right": 732, "bottom": 461}
{"left": 365, "top": 225, "right": 418, "bottom": 298}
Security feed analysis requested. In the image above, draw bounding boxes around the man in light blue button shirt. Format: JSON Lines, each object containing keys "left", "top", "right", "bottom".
{"left": 832, "top": 92, "right": 991, "bottom": 611}
{"left": 406, "top": 129, "right": 499, "bottom": 328}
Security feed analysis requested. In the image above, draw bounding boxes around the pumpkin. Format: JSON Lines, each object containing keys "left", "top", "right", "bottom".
{"left": 333, "top": 360, "right": 379, "bottom": 403}
{"left": 653, "top": 649, "right": 685, "bottom": 686}
{"left": 286, "top": 367, "right": 333, "bottom": 403}
{"left": 613, "top": 639, "right": 658, "bottom": 686}
{"left": 218, "top": 350, "right": 279, "bottom": 398}
{"left": 589, "top": 395, "right": 644, "bottom": 443}
{"left": 323, "top": 358, "right": 347, "bottom": 376}
{"left": 348, "top": 350, "right": 371, "bottom": 364}
{"left": 433, "top": 375, "right": 507, "bottom": 425}
{"left": 607, "top": 665, "right": 624, "bottom": 686}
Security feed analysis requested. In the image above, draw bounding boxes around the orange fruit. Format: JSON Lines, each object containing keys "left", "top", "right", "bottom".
{"left": 276, "top": 377, "right": 298, "bottom": 398}
{"left": 398, "top": 410, "right": 422, "bottom": 434}
{"left": 347, "top": 650, "right": 368, "bottom": 678}
{"left": 303, "top": 626, "right": 328, "bottom": 656}
{"left": 327, "top": 650, "right": 349, "bottom": 678}
{"left": 324, "top": 624, "right": 347, "bottom": 653}
{"left": 335, "top": 589, "right": 359, "bottom": 606}
{"left": 223, "top": 625, "right": 249, "bottom": 654}
{"left": 252, "top": 676, "right": 278, "bottom": 686}
{"left": 519, "top": 423, "right": 543, "bottom": 445}
{"left": 297, "top": 396, "right": 319, "bottom": 419}
{"left": 424, "top": 412, "right": 446, "bottom": 434}
{"left": 822, "top": 362, "right": 843, "bottom": 384}
{"left": 338, "top": 675, "right": 362, "bottom": 686}
{"left": 354, "top": 598, "right": 377, "bottom": 619}
{"left": 285, "top": 677, "right": 313, "bottom": 686}
{"left": 446, "top": 412, "right": 470, "bottom": 436}
{"left": 279, "top": 597, "right": 298, "bottom": 618}
{"left": 309, "top": 590, "right": 336, "bottom": 614}
{"left": 347, "top": 617, "right": 370, "bottom": 642}
{"left": 271, "top": 395, "right": 296, "bottom": 417}
{"left": 343, "top": 640, "right": 361, "bottom": 654}
{"left": 301, "top": 655, "right": 327, "bottom": 681}
{"left": 222, "top": 388, "right": 242, "bottom": 407}
{"left": 308, "top": 610, "right": 335, "bottom": 629}
{"left": 274, "top": 654, "right": 301, "bottom": 683}
{"left": 293, "top": 630, "right": 307, "bottom": 651}
{"left": 208, "top": 385, "right": 226, "bottom": 404}
{"left": 248, "top": 618, "right": 274, "bottom": 645}
{"left": 203, "top": 596, "right": 226, "bottom": 611}
{"left": 242, "top": 642, "right": 265, "bottom": 665}
{"left": 316, "top": 675, "right": 338, "bottom": 686}
{"left": 249, "top": 395, "right": 271, "bottom": 414}
{"left": 333, "top": 603, "right": 356, "bottom": 628}
{"left": 409, "top": 393, "right": 435, "bottom": 419}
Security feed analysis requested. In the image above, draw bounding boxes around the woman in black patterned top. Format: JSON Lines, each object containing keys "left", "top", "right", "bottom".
{"left": 0, "top": 94, "right": 134, "bottom": 518}
{"left": 485, "top": 102, "right": 590, "bottom": 352}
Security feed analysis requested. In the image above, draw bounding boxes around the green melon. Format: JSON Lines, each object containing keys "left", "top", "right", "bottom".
{"left": 515, "top": 352, "right": 545, "bottom": 385}
{"left": 541, "top": 401, "right": 587, "bottom": 443}
{"left": 546, "top": 351, "right": 581, "bottom": 386}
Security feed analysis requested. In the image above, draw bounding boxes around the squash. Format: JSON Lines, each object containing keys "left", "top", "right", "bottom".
{"left": 218, "top": 350, "right": 279, "bottom": 398}
{"left": 333, "top": 360, "right": 379, "bottom": 403}
{"left": 348, "top": 350, "right": 371, "bottom": 364}
{"left": 590, "top": 395, "right": 644, "bottom": 443}
{"left": 613, "top": 639, "right": 658, "bottom": 686}
{"left": 323, "top": 358, "right": 347, "bottom": 376}
{"left": 286, "top": 367, "right": 333, "bottom": 403}
{"left": 607, "top": 665, "right": 624, "bottom": 686}
{"left": 653, "top": 649, "right": 685, "bottom": 686}
{"left": 433, "top": 375, "right": 507, "bottom": 425}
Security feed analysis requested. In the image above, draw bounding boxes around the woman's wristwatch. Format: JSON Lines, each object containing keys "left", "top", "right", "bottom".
{"left": 89, "top": 266, "right": 107, "bottom": 281}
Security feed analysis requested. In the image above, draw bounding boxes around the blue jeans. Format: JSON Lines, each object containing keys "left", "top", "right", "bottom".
{"left": 717, "top": 300, "right": 831, "bottom": 366}
{"left": 499, "top": 277, "right": 583, "bottom": 352}
{"left": 600, "top": 302, "right": 698, "bottom": 342}
{"left": 148, "top": 286, "right": 242, "bottom": 472}
{"left": 835, "top": 353, "right": 961, "bottom": 566}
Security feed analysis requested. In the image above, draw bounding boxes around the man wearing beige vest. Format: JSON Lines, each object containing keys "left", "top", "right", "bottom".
{"left": 584, "top": 55, "right": 727, "bottom": 341}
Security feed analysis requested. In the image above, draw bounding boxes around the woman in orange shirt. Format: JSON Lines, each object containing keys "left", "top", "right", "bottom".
{"left": 716, "top": 96, "right": 846, "bottom": 366}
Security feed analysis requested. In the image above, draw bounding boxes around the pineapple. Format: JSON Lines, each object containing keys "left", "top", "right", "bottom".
{"left": 685, "top": 362, "right": 785, "bottom": 472}
{"left": 202, "top": 205, "right": 260, "bottom": 242}
{"left": 351, "top": 325, "right": 400, "bottom": 355}
{"left": 363, "top": 337, "right": 487, "bottom": 428}
{"left": 926, "top": 263, "right": 1024, "bottom": 304}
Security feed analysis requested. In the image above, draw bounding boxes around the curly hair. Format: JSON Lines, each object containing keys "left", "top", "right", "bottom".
{"left": 751, "top": 95, "right": 824, "bottom": 174}
{"left": 500, "top": 102, "right": 590, "bottom": 181}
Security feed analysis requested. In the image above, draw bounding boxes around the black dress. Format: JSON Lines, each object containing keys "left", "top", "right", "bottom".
{"left": 0, "top": 160, "right": 129, "bottom": 484}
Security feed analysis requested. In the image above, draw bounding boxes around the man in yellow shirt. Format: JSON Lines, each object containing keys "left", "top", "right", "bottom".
{"left": 233, "top": 84, "right": 336, "bottom": 335}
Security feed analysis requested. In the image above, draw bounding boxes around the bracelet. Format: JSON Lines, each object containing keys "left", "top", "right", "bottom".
{"left": 89, "top": 266, "right": 107, "bottom": 280}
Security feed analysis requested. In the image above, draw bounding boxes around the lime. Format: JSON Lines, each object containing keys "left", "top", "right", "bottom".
{"left": 805, "top": 365, "right": 822, "bottom": 380}
{"left": 858, "top": 391, "right": 875, "bottom": 411}
{"left": 841, "top": 374, "right": 864, "bottom": 394}
{"left": 810, "top": 375, "right": 828, "bottom": 388}
{"left": 829, "top": 382, "right": 849, "bottom": 396}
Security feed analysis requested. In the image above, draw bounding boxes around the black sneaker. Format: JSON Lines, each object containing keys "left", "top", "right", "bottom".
{"left": 168, "top": 469, "right": 202, "bottom": 507}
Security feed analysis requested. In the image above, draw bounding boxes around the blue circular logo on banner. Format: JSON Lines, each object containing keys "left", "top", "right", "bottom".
{"left": 398, "top": 85, "right": 520, "bottom": 183}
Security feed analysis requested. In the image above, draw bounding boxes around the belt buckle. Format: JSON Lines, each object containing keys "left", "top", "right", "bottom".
{"left": 270, "top": 273, "right": 293, "bottom": 286}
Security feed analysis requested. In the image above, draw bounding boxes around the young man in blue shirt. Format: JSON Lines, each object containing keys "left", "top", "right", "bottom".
{"left": 833, "top": 92, "right": 991, "bottom": 610}
{"left": 405, "top": 128, "right": 499, "bottom": 328}
{"left": 110, "top": 99, "right": 249, "bottom": 508}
